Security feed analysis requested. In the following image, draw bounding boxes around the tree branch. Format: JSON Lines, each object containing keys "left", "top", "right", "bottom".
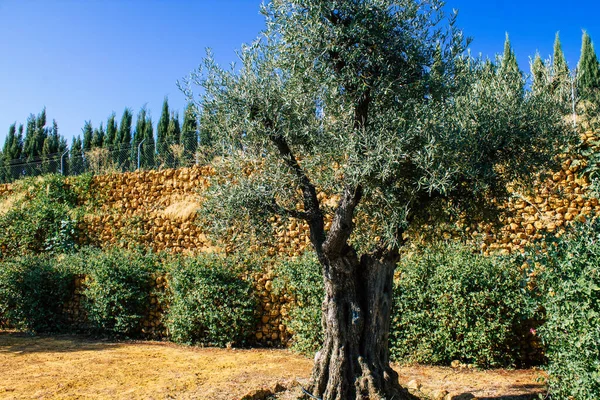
{"left": 269, "top": 133, "right": 326, "bottom": 255}
{"left": 265, "top": 197, "right": 310, "bottom": 221}
{"left": 323, "top": 184, "right": 363, "bottom": 258}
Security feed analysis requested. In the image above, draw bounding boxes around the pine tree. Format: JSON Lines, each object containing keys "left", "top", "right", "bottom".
{"left": 82, "top": 121, "right": 94, "bottom": 152}
{"left": 182, "top": 102, "right": 199, "bottom": 164}
{"left": 577, "top": 31, "right": 600, "bottom": 98}
{"left": 157, "top": 97, "right": 170, "bottom": 161}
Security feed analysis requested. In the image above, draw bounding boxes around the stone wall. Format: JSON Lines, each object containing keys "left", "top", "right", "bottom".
{"left": 2, "top": 132, "right": 600, "bottom": 346}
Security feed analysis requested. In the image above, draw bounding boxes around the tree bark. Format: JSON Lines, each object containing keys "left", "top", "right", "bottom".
{"left": 307, "top": 249, "right": 416, "bottom": 400}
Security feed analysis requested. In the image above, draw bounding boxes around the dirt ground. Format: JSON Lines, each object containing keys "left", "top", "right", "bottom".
{"left": 0, "top": 331, "right": 546, "bottom": 400}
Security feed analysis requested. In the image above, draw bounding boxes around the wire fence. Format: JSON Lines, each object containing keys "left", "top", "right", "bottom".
{"left": 0, "top": 136, "right": 202, "bottom": 184}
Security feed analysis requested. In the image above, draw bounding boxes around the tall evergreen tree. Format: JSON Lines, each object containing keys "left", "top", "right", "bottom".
{"left": 182, "top": 102, "right": 199, "bottom": 163}
{"left": 41, "top": 120, "right": 61, "bottom": 173}
{"left": 117, "top": 108, "right": 133, "bottom": 170}
{"left": 69, "top": 136, "right": 84, "bottom": 175}
{"left": 2, "top": 123, "right": 19, "bottom": 161}
{"left": 105, "top": 113, "right": 117, "bottom": 150}
{"left": 1, "top": 124, "right": 19, "bottom": 181}
{"left": 500, "top": 33, "right": 519, "bottom": 74}
{"left": 552, "top": 32, "right": 571, "bottom": 102}
{"left": 22, "top": 109, "right": 49, "bottom": 176}
{"left": 499, "top": 33, "right": 523, "bottom": 97}
{"left": 157, "top": 97, "right": 170, "bottom": 160}
{"left": 82, "top": 121, "right": 94, "bottom": 152}
{"left": 532, "top": 52, "right": 551, "bottom": 94}
{"left": 91, "top": 122, "right": 105, "bottom": 149}
{"left": 577, "top": 31, "right": 600, "bottom": 98}
{"left": 133, "top": 107, "right": 155, "bottom": 169}
{"left": 167, "top": 111, "right": 182, "bottom": 166}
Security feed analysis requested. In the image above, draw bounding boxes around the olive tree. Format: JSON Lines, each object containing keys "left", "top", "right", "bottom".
{"left": 182, "top": 1, "right": 567, "bottom": 398}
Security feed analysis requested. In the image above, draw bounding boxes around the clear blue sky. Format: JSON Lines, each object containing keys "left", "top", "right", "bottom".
{"left": 0, "top": 0, "right": 598, "bottom": 147}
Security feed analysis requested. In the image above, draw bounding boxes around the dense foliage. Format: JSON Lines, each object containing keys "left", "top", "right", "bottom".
{"left": 273, "top": 253, "right": 324, "bottom": 355}
{"left": 0, "top": 255, "right": 74, "bottom": 332}
{"left": 273, "top": 245, "right": 538, "bottom": 368}
{"left": 524, "top": 220, "right": 600, "bottom": 399}
{"left": 165, "top": 255, "right": 258, "bottom": 346}
{"left": 390, "top": 243, "right": 536, "bottom": 368}
{"left": 0, "top": 174, "right": 86, "bottom": 257}
{"left": 69, "top": 248, "right": 161, "bottom": 336}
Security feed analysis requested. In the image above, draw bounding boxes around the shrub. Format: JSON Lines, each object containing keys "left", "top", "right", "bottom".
{"left": 0, "top": 175, "right": 81, "bottom": 257}
{"left": 0, "top": 254, "right": 74, "bottom": 332}
{"left": 528, "top": 219, "right": 600, "bottom": 399}
{"left": 273, "top": 252, "right": 323, "bottom": 355}
{"left": 390, "top": 242, "right": 535, "bottom": 368}
{"left": 74, "top": 248, "right": 160, "bottom": 336}
{"left": 165, "top": 255, "right": 257, "bottom": 347}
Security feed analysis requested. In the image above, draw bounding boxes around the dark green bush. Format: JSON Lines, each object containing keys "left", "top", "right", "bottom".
{"left": 72, "top": 248, "right": 160, "bottom": 336}
{"left": 527, "top": 219, "right": 600, "bottom": 399}
{"left": 273, "top": 252, "right": 323, "bottom": 355}
{"left": 165, "top": 255, "right": 257, "bottom": 346}
{"left": 390, "top": 243, "right": 535, "bottom": 368}
{"left": 0, "top": 254, "right": 74, "bottom": 332}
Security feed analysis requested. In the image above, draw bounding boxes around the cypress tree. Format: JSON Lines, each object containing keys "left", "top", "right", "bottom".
{"left": 41, "top": 120, "right": 61, "bottom": 173}
{"left": 552, "top": 32, "right": 571, "bottom": 102}
{"left": 1, "top": 124, "right": 18, "bottom": 182}
{"left": 3, "top": 124, "right": 18, "bottom": 160}
{"left": 144, "top": 116, "right": 155, "bottom": 168}
{"left": 157, "top": 97, "right": 170, "bottom": 160}
{"left": 500, "top": 33, "right": 523, "bottom": 97}
{"left": 105, "top": 113, "right": 117, "bottom": 150}
{"left": 117, "top": 108, "right": 133, "bottom": 170}
{"left": 167, "top": 111, "right": 182, "bottom": 166}
{"left": 22, "top": 109, "right": 49, "bottom": 176}
{"left": 532, "top": 52, "right": 550, "bottom": 94}
{"left": 500, "top": 33, "right": 519, "bottom": 74}
{"left": 577, "top": 31, "right": 600, "bottom": 98}
{"left": 133, "top": 107, "right": 155, "bottom": 169}
{"left": 69, "top": 136, "right": 84, "bottom": 175}
{"left": 91, "top": 122, "right": 105, "bottom": 149}
{"left": 82, "top": 121, "right": 93, "bottom": 152}
{"left": 182, "top": 102, "right": 199, "bottom": 163}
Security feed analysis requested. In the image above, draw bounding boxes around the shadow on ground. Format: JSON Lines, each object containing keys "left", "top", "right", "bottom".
{"left": 0, "top": 331, "right": 120, "bottom": 354}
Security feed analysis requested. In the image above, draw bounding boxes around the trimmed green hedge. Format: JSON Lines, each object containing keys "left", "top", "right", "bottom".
{"left": 390, "top": 243, "right": 536, "bottom": 368}
{"left": 0, "top": 248, "right": 257, "bottom": 346}
{"left": 273, "top": 253, "right": 323, "bottom": 355}
{"left": 526, "top": 219, "right": 600, "bottom": 399}
{"left": 0, "top": 255, "right": 74, "bottom": 332}
{"left": 165, "top": 255, "right": 258, "bottom": 346}
{"left": 66, "top": 248, "right": 161, "bottom": 336}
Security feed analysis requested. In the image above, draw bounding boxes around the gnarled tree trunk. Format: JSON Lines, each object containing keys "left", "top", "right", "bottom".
{"left": 307, "top": 249, "right": 415, "bottom": 400}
